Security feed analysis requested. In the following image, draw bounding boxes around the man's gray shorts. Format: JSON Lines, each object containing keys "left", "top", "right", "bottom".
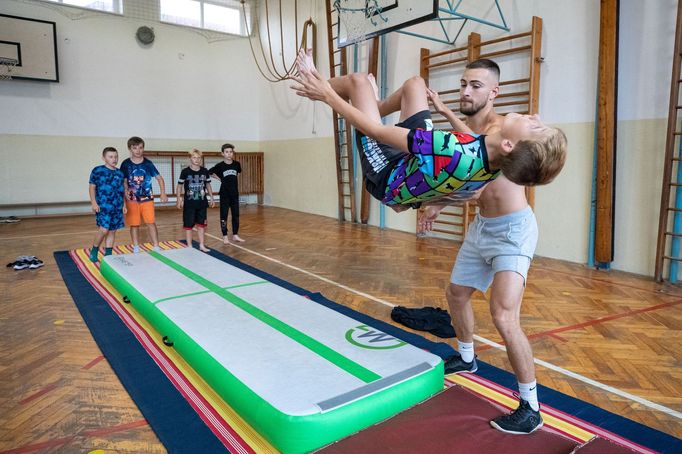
{"left": 450, "top": 206, "right": 538, "bottom": 293}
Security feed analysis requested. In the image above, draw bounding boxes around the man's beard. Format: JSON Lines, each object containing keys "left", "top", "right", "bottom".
{"left": 460, "top": 99, "right": 486, "bottom": 116}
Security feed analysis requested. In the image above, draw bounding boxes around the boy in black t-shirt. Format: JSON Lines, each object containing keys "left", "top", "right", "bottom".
{"left": 208, "top": 143, "right": 244, "bottom": 244}
{"left": 176, "top": 149, "right": 215, "bottom": 252}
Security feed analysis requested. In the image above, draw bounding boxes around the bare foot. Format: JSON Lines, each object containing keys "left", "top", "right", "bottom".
{"left": 223, "top": 235, "right": 230, "bottom": 245}
{"left": 232, "top": 235, "right": 245, "bottom": 243}
{"left": 199, "top": 245, "right": 210, "bottom": 252}
{"left": 367, "top": 73, "right": 380, "bottom": 101}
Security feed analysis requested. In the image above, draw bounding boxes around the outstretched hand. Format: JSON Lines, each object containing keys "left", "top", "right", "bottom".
{"left": 291, "top": 49, "right": 333, "bottom": 104}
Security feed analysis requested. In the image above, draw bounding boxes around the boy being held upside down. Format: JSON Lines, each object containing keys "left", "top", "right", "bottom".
{"left": 291, "top": 49, "right": 567, "bottom": 209}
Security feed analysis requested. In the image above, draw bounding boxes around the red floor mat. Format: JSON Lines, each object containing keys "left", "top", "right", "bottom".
{"left": 320, "top": 386, "right": 579, "bottom": 454}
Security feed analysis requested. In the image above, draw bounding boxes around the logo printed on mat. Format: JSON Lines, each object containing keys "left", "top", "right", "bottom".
{"left": 345, "top": 325, "right": 406, "bottom": 350}
{"left": 112, "top": 256, "right": 134, "bottom": 266}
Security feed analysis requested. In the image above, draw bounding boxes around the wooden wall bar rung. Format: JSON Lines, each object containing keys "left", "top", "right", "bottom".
{"left": 479, "top": 45, "right": 532, "bottom": 59}
{"left": 475, "top": 30, "right": 532, "bottom": 46}
{"left": 497, "top": 90, "right": 531, "bottom": 99}
{"left": 425, "top": 56, "right": 469, "bottom": 70}
{"left": 436, "top": 87, "right": 461, "bottom": 95}
{"left": 500, "top": 77, "right": 531, "bottom": 86}
{"left": 426, "top": 58, "right": 468, "bottom": 70}
{"left": 431, "top": 219, "right": 464, "bottom": 227}
{"left": 422, "top": 45, "right": 468, "bottom": 60}
{"left": 495, "top": 100, "right": 530, "bottom": 108}
{"left": 432, "top": 228, "right": 463, "bottom": 235}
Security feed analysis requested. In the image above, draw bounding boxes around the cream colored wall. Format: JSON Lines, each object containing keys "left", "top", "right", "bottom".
{"left": 0, "top": 134, "right": 259, "bottom": 205}
{"left": 260, "top": 136, "right": 338, "bottom": 219}
{"left": 0, "top": 0, "right": 262, "bottom": 208}
{"left": 612, "top": 119, "right": 667, "bottom": 275}
{"left": 533, "top": 118, "right": 667, "bottom": 276}
{"left": 533, "top": 122, "right": 594, "bottom": 264}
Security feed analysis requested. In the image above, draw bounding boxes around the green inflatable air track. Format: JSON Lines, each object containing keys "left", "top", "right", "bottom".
{"left": 100, "top": 247, "right": 443, "bottom": 453}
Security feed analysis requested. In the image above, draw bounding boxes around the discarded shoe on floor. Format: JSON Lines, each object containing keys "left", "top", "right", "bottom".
{"left": 390, "top": 306, "right": 456, "bottom": 338}
{"left": 6, "top": 255, "right": 43, "bottom": 271}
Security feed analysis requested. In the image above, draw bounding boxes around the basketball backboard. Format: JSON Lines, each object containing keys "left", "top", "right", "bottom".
{"left": 0, "top": 14, "right": 58, "bottom": 82}
{"left": 336, "top": 0, "right": 438, "bottom": 48}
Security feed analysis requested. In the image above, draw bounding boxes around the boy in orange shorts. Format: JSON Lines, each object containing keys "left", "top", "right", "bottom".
{"left": 120, "top": 136, "right": 168, "bottom": 253}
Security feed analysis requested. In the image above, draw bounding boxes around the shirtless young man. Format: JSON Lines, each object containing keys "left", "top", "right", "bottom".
{"left": 422, "top": 59, "right": 545, "bottom": 435}
{"left": 292, "top": 50, "right": 565, "bottom": 209}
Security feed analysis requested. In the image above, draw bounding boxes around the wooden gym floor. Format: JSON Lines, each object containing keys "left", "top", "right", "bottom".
{"left": 1, "top": 205, "right": 680, "bottom": 452}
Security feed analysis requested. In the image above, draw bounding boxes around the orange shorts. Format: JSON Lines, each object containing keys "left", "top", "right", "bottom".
{"left": 125, "top": 201, "right": 156, "bottom": 226}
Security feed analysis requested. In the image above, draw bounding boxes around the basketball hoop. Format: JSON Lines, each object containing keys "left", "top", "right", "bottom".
{"left": 334, "top": 0, "right": 388, "bottom": 46}
{"left": 334, "top": 0, "right": 438, "bottom": 48}
{"left": 0, "top": 58, "right": 18, "bottom": 81}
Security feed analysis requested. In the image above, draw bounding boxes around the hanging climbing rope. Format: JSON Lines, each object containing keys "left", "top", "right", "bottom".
{"left": 241, "top": 0, "right": 317, "bottom": 82}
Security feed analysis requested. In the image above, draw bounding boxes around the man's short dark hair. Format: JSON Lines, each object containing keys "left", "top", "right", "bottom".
{"left": 465, "top": 59, "right": 500, "bottom": 80}
{"left": 102, "top": 146, "right": 117, "bottom": 156}
{"left": 221, "top": 143, "right": 235, "bottom": 152}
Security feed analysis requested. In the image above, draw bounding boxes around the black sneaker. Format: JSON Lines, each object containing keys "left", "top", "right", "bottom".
{"left": 12, "top": 261, "right": 29, "bottom": 270}
{"left": 490, "top": 399, "right": 543, "bottom": 434}
{"left": 444, "top": 353, "right": 478, "bottom": 374}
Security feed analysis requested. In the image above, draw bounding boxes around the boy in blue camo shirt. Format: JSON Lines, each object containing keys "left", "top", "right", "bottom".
{"left": 88, "top": 147, "right": 126, "bottom": 262}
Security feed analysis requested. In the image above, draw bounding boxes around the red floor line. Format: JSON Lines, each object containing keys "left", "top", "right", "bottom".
{"left": 0, "top": 436, "right": 76, "bottom": 454}
{"left": 82, "top": 419, "right": 148, "bottom": 437}
{"left": 530, "top": 264, "right": 682, "bottom": 297}
{"left": 549, "top": 333, "right": 568, "bottom": 342}
{"left": 82, "top": 355, "right": 105, "bottom": 370}
{"left": 473, "top": 300, "right": 680, "bottom": 350}
{"left": 18, "top": 382, "right": 59, "bottom": 405}
{"left": 0, "top": 420, "right": 149, "bottom": 454}
{"left": 528, "top": 299, "right": 682, "bottom": 341}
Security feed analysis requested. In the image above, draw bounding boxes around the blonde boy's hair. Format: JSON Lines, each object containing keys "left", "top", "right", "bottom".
{"left": 498, "top": 127, "right": 567, "bottom": 186}
{"left": 189, "top": 148, "right": 202, "bottom": 158}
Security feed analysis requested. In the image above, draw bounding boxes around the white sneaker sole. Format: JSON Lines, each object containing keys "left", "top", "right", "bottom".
{"left": 489, "top": 419, "right": 543, "bottom": 435}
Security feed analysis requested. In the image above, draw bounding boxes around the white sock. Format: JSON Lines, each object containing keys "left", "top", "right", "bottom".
{"left": 133, "top": 245, "right": 140, "bottom": 253}
{"left": 457, "top": 340, "right": 475, "bottom": 363}
{"left": 519, "top": 380, "right": 540, "bottom": 411}
{"left": 152, "top": 245, "right": 160, "bottom": 252}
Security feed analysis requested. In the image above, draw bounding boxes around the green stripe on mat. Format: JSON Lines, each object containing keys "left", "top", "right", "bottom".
{"left": 148, "top": 251, "right": 381, "bottom": 383}
{"left": 153, "top": 280, "right": 269, "bottom": 305}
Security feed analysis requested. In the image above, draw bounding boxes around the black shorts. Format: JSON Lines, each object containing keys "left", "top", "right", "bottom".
{"left": 183, "top": 204, "right": 208, "bottom": 229}
{"left": 356, "top": 110, "right": 432, "bottom": 201}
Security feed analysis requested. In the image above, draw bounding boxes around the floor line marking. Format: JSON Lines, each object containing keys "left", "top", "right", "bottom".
{"left": 472, "top": 335, "right": 682, "bottom": 420}
{"left": 18, "top": 382, "right": 60, "bottom": 405}
{"left": 0, "top": 230, "right": 95, "bottom": 240}
{"left": 205, "top": 233, "right": 682, "bottom": 420}
{"left": 206, "top": 233, "right": 397, "bottom": 309}
{"left": 527, "top": 300, "right": 682, "bottom": 341}
{"left": 531, "top": 264, "right": 682, "bottom": 298}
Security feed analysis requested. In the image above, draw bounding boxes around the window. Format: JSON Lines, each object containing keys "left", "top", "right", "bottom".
{"left": 160, "top": 0, "right": 251, "bottom": 36}
{"left": 43, "top": 0, "right": 123, "bottom": 14}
